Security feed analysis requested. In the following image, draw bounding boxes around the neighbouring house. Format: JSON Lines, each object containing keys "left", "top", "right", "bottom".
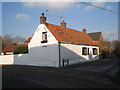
{"left": 0, "top": 13, "right": 99, "bottom": 67}
{"left": 2, "top": 44, "right": 28, "bottom": 55}
{"left": 87, "top": 32, "right": 110, "bottom": 53}
{"left": 1, "top": 36, "right": 30, "bottom": 55}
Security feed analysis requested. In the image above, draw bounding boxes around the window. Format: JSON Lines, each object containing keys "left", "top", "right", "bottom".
{"left": 88, "top": 48, "right": 89, "bottom": 55}
{"left": 82, "top": 47, "right": 88, "bottom": 55}
{"left": 41, "top": 32, "right": 47, "bottom": 43}
{"left": 93, "top": 48, "right": 98, "bottom": 55}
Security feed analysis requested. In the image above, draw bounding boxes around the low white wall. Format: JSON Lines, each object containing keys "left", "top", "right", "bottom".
{"left": 0, "top": 55, "right": 14, "bottom": 65}
{"left": 14, "top": 54, "right": 29, "bottom": 65}
{"left": 0, "top": 54, "right": 29, "bottom": 65}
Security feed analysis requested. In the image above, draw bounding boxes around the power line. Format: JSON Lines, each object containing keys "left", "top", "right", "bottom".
{"left": 79, "top": 2, "right": 120, "bottom": 14}
{"left": 3, "top": 7, "right": 116, "bottom": 26}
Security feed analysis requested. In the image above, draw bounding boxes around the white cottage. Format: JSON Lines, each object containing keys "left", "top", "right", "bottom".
{"left": 0, "top": 13, "right": 99, "bottom": 67}
{"left": 27, "top": 13, "right": 99, "bottom": 67}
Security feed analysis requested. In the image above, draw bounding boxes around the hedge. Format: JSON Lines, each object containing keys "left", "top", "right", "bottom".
{"left": 14, "top": 46, "right": 28, "bottom": 54}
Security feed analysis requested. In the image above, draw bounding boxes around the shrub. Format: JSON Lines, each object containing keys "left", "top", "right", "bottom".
{"left": 112, "top": 40, "right": 120, "bottom": 57}
{"left": 113, "top": 49, "right": 120, "bottom": 57}
{"left": 101, "top": 51, "right": 108, "bottom": 59}
{"left": 14, "top": 46, "right": 28, "bottom": 54}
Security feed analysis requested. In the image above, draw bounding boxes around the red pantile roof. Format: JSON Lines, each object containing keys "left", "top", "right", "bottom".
{"left": 46, "top": 24, "right": 98, "bottom": 46}
{"left": 24, "top": 37, "right": 32, "bottom": 44}
{"left": 2, "top": 44, "right": 28, "bottom": 53}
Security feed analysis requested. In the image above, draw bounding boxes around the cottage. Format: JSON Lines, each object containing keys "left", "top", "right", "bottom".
{"left": 0, "top": 13, "right": 99, "bottom": 67}
{"left": 27, "top": 13, "right": 99, "bottom": 67}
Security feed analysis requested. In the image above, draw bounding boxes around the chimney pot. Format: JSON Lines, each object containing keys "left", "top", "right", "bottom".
{"left": 42, "top": 13, "right": 44, "bottom": 16}
{"left": 82, "top": 28, "right": 87, "bottom": 33}
{"left": 60, "top": 20, "right": 66, "bottom": 28}
{"left": 40, "top": 13, "right": 46, "bottom": 25}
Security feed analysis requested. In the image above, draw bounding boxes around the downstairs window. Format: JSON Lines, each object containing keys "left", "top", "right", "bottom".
{"left": 82, "top": 47, "right": 88, "bottom": 55}
{"left": 93, "top": 48, "right": 98, "bottom": 55}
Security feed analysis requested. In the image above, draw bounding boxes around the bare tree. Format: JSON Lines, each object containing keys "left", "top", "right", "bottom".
{"left": 1, "top": 34, "right": 26, "bottom": 50}
{"left": 12, "top": 35, "right": 26, "bottom": 44}
{"left": 2, "top": 34, "right": 13, "bottom": 50}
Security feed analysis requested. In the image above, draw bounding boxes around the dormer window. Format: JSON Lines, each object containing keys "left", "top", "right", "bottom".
{"left": 41, "top": 32, "right": 47, "bottom": 43}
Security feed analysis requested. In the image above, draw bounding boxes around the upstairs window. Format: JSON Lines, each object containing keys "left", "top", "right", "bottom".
{"left": 41, "top": 32, "right": 47, "bottom": 43}
{"left": 93, "top": 48, "right": 98, "bottom": 55}
{"left": 82, "top": 47, "right": 88, "bottom": 55}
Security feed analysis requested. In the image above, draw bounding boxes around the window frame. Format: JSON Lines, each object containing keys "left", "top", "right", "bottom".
{"left": 93, "top": 48, "right": 98, "bottom": 55}
{"left": 82, "top": 47, "right": 88, "bottom": 55}
{"left": 41, "top": 32, "right": 48, "bottom": 43}
{"left": 88, "top": 48, "right": 89, "bottom": 55}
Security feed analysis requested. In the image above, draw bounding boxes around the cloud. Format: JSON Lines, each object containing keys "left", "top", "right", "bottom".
{"left": 16, "top": 13, "right": 29, "bottom": 20}
{"left": 21, "top": 0, "right": 75, "bottom": 2}
{"left": 106, "top": 6, "right": 112, "bottom": 10}
{"left": 23, "top": 2, "right": 72, "bottom": 9}
{"left": 22, "top": 2, "right": 74, "bottom": 11}
{"left": 85, "top": 0, "right": 106, "bottom": 10}
{"left": 103, "top": 30, "right": 118, "bottom": 41}
{"left": 106, "top": 31, "right": 118, "bottom": 36}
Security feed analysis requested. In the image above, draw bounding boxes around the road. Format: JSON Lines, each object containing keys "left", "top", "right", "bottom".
{"left": 2, "top": 57, "right": 120, "bottom": 88}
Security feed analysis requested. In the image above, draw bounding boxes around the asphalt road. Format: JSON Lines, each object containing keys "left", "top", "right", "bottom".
{"left": 2, "top": 57, "right": 120, "bottom": 88}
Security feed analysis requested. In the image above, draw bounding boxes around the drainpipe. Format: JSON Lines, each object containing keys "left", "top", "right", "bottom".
{"left": 58, "top": 42, "right": 61, "bottom": 67}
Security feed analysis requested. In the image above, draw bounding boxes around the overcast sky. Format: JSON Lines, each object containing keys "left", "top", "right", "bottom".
{"left": 1, "top": 1, "right": 118, "bottom": 41}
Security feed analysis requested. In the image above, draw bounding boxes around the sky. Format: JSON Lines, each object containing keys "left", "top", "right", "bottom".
{"left": 1, "top": 1, "right": 118, "bottom": 41}
{"left": 0, "top": 1, "right": 1, "bottom": 36}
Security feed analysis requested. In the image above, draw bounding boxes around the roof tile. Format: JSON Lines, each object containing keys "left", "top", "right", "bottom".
{"left": 46, "top": 24, "right": 98, "bottom": 46}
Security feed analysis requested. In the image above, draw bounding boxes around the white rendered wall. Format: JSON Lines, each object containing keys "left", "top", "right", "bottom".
{"left": 14, "top": 54, "right": 29, "bottom": 65}
{"left": 0, "top": 54, "right": 29, "bottom": 65}
{"left": 0, "top": 55, "right": 14, "bottom": 65}
{"left": 28, "top": 24, "right": 58, "bottom": 48}
{"left": 60, "top": 43, "right": 99, "bottom": 66}
{"left": 28, "top": 24, "right": 59, "bottom": 67}
{"left": 29, "top": 44, "right": 59, "bottom": 67}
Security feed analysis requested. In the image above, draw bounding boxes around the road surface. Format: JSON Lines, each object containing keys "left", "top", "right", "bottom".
{"left": 2, "top": 57, "right": 120, "bottom": 88}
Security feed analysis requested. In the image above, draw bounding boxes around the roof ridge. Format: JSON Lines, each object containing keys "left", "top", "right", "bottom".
{"left": 47, "top": 23, "right": 82, "bottom": 33}
{"left": 87, "top": 32, "right": 101, "bottom": 34}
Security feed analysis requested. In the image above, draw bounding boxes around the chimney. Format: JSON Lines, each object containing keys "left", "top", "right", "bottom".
{"left": 60, "top": 20, "right": 66, "bottom": 28}
{"left": 82, "top": 28, "right": 87, "bottom": 33}
{"left": 40, "top": 13, "right": 46, "bottom": 25}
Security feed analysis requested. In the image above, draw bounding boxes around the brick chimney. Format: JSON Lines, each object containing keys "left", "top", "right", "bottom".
{"left": 82, "top": 28, "right": 87, "bottom": 33}
{"left": 60, "top": 20, "right": 66, "bottom": 28}
{"left": 40, "top": 13, "right": 46, "bottom": 25}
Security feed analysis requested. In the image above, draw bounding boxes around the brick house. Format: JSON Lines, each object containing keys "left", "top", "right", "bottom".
{"left": 88, "top": 32, "right": 110, "bottom": 53}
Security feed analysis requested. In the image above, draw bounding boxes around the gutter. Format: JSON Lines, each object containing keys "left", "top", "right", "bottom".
{"left": 58, "top": 41, "right": 98, "bottom": 46}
